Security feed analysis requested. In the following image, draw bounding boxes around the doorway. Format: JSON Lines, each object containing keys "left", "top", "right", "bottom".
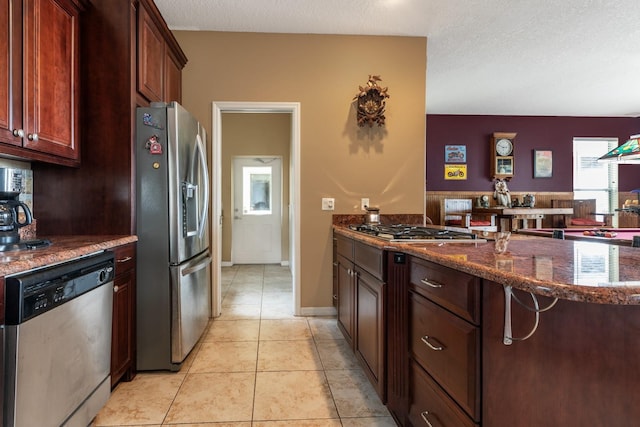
{"left": 211, "top": 102, "right": 301, "bottom": 318}
{"left": 232, "top": 156, "right": 282, "bottom": 264}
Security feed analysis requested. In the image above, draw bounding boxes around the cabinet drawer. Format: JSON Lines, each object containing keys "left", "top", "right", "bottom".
{"left": 409, "top": 359, "right": 478, "bottom": 427}
{"left": 354, "top": 240, "right": 384, "bottom": 280}
{"left": 113, "top": 243, "right": 136, "bottom": 275}
{"left": 410, "top": 257, "right": 480, "bottom": 324}
{"left": 410, "top": 291, "right": 480, "bottom": 420}
{"left": 335, "top": 234, "right": 354, "bottom": 259}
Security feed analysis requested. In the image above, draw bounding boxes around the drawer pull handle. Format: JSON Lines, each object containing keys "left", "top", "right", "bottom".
{"left": 420, "top": 411, "right": 435, "bottom": 427}
{"left": 421, "top": 335, "right": 444, "bottom": 351}
{"left": 420, "top": 278, "right": 443, "bottom": 288}
{"left": 117, "top": 256, "right": 133, "bottom": 263}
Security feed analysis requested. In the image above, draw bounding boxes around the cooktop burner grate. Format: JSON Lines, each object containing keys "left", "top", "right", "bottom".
{"left": 348, "top": 224, "right": 477, "bottom": 240}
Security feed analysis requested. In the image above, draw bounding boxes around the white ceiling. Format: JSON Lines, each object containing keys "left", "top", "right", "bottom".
{"left": 154, "top": 0, "right": 640, "bottom": 117}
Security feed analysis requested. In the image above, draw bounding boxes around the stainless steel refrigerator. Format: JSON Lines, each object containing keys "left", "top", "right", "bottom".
{"left": 135, "top": 101, "right": 211, "bottom": 371}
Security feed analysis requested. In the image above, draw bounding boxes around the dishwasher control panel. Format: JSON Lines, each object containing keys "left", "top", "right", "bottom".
{"left": 5, "top": 251, "right": 115, "bottom": 324}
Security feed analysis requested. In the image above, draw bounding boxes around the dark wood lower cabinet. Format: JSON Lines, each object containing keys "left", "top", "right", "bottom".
{"left": 111, "top": 243, "right": 136, "bottom": 387}
{"left": 409, "top": 360, "right": 478, "bottom": 427}
{"left": 355, "top": 266, "right": 385, "bottom": 398}
{"left": 333, "top": 233, "right": 640, "bottom": 426}
{"left": 336, "top": 254, "right": 355, "bottom": 348}
{"left": 334, "top": 233, "right": 387, "bottom": 400}
{"left": 386, "top": 251, "right": 410, "bottom": 426}
{"left": 482, "top": 282, "right": 640, "bottom": 426}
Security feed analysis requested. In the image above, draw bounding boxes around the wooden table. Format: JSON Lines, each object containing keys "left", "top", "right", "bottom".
{"left": 472, "top": 207, "right": 574, "bottom": 231}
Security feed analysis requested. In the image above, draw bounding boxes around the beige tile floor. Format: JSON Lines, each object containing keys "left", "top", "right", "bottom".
{"left": 93, "top": 264, "right": 397, "bottom": 427}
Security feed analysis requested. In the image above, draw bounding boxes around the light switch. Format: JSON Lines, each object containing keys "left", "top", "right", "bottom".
{"left": 322, "top": 198, "right": 335, "bottom": 211}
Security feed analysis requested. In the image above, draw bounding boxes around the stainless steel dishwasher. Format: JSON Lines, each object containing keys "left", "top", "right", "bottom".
{"left": 3, "top": 251, "right": 115, "bottom": 427}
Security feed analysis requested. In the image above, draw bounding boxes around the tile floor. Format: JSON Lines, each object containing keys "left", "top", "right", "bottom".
{"left": 93, "top": 264, "right": 397, "bottom": 426}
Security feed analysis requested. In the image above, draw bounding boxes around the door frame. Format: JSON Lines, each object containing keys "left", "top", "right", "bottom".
{"left": 211, "top": 102, "right": 301, "bottom": 317}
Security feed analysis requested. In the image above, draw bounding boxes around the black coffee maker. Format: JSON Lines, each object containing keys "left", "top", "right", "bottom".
{"left": 0, "top": 199, "right": 32, "bottom": 245}
{"left": 0, "top": 168, "right": 33, "bottom": 247}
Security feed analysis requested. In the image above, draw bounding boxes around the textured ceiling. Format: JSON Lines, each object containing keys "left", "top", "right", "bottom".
{"left": 154, "top": 0, "right": 640, "bottom": 117}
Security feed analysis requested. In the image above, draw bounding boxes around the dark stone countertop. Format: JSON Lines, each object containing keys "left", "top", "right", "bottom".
{"left": 334, "top": 225, "right": 640, "bottom": 305}
{"left": 0, "top": 235, "right": 138, "bottom": 277}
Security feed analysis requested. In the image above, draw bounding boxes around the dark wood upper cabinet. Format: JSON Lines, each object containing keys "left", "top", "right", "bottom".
{"left": 137, "top": 0, "right": 187, "bottom": 104}
{"left": 33, "top": 0, "right": 187, "bottom": 236}
{"left": 164, "top": 48, "right": 183, "bottom": 104}
{"left": 0, "top": 0, "right": 83, "bottom": 165}
{"left": 138, "top": 3, "right": 165, "bottom": 102}
{"left": 0, "top": 1, "right": 21, "bottom": 149}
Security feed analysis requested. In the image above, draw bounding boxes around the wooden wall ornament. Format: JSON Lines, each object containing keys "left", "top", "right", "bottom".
{"left": 353, "top": 75, "right": 390, "bottom": 127}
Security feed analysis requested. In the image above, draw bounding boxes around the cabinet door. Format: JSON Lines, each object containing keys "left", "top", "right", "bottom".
{"left": 23, "top": 0, "right": 80, "bottom": 160}
{"left": 355, "top": 266, "right": 385, "bottom": 399}
{"left": 0, "top": 0, "right": 22, "bottom": 147}
{"left": 138, "top": 2, "right": 165, "bottom": 102}
{"left": 111, "top": 243, "right": 136, "bottom": 387}
{"left": 111, "top": 269, "right": 135, "bottom": 387}
{"left": 164, "top": 50, "right": 182, "bottom": 103}
{"left": 336, "top": 254, "right": 355, "bottom": 348}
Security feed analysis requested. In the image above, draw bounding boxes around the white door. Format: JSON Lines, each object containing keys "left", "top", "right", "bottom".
{"left": 232, "top": 157, "right": 282, "bottom": 264}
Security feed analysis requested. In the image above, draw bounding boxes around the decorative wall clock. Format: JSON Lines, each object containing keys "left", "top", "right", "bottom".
{"left": 353, "top": 75, "right": 390, "bottom": 127}
{"left": 490, "top": 132, "right": 517, "bottom": 179}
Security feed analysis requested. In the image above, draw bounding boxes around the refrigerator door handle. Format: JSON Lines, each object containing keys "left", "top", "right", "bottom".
{"left": 182, "top": 254, "right": 212, "bottom": 276}
{"left": 195, "top": 133, "right": 209, "bottom": 239}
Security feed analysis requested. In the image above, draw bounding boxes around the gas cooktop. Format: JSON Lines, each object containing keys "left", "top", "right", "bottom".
{"left": 348, "top": 224, "right": 483, "bottom": 243}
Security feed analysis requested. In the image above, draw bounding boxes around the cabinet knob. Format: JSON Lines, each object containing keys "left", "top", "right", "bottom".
{"left": 113, "top": 285, "right": 119, "bottom": 293}
{"left": 12, "top": 128, "right": 24, "bottom": 138}
{"left": 27, "top": 133, "right": 38, "bottom": 141}
{"left": 333, "top": 294, "right": 338, "bottom": 300}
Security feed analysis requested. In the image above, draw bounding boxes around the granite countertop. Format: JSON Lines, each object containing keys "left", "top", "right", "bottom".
{"left": 334, "top": 225, "right": 640, "bottom": 305}
{"left": 0, "top": 235, "right": 138, "bottom": 277}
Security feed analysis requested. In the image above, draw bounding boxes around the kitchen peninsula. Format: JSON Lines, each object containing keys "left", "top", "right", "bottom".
{"left": 333, "top": 224, "right": 640, "bottom": 427}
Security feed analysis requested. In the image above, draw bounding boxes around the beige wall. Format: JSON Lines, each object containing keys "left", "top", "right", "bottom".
{"left": 174, "top": 31, "right": 427, "bottom": 310}
{"left": 221, "top": 113, "right": 291, "bottom": 263}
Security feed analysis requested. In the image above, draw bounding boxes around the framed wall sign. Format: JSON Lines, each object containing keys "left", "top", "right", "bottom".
{"left": 444, "top": 164, "right": 467, "bottom": 180}
{"left": 534, "top": 150, "right": 553, "bottom": 178}
{"left": 445, "top": 145, "right": 466, "bottom": 163}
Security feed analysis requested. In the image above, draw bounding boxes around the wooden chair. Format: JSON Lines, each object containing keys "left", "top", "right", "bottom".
{"left": 551, "top": 199, "right": 613, "bottom": 227}
{"left": 440, "top": 198, "right": 497, "bottom": 232}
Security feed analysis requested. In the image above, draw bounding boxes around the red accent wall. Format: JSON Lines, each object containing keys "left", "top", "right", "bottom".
{"left": 426, "top": 115, "right": 640, "bottom": 192}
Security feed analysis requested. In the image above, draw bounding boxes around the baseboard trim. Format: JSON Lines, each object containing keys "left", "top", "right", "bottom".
{"left": 299, "top": 306, "right": 337, "bottom": 317}
{"left": 221, "top": 261, "right": 233, "bottom": 267}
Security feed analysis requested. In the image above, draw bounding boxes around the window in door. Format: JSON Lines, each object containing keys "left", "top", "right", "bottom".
{"left": 243, "top": 166, "right": 272, "bottom": 215}
{"left": 573, "top": 138, "right": 618, "bottom": 226}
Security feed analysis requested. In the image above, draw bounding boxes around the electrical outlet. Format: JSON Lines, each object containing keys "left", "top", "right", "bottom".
{"left": 322, "top": 198, "right": 335, "bottom": 211}
{"left": 361, "top": 198, "right": 369, "bottom": 211}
